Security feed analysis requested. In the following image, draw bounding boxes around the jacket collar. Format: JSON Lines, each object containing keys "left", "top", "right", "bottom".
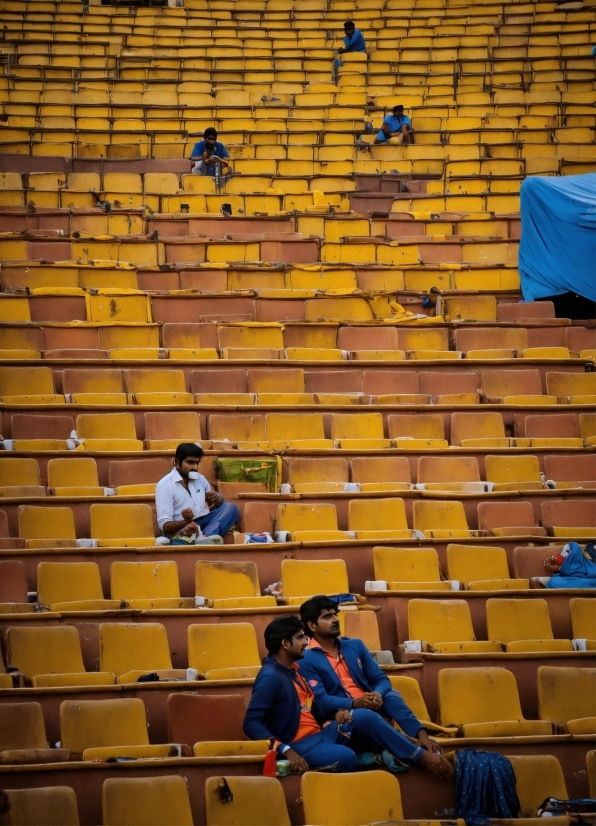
{"left": 264, "top": 654, "right": 295, "bottom": 675}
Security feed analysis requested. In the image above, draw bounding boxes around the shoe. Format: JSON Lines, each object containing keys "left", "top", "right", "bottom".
{"left": 356, "top": 752, "right": 377, "bottom": 767}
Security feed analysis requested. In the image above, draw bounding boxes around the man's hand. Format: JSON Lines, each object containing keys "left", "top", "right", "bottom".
{"left": 338, "top": 47, "right": 345, "bottom": 54}
{"left": 182, "top": 521, "right": 198, "bottom": 537}
{"left": 417, "top": 729, "right": 440, "bottom": 753}
{"left": 181, "top": 508, "right": 195, "bottom": 523}
{"left": 418, "top": 750, "right": 454, "bottom": 780}
{"left": 335, "top": 709, "right": 352, "bottom": 724}
{"left": 352, "top": 692, "right": 382, "bottom": 710}
{"left": 206, "top": 490, "right": 224, "bottom": 508}
{"left": 284, "top": 748, "right": 309, "bottom": 774}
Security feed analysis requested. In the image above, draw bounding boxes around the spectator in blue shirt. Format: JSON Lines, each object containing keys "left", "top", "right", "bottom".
{"left": 374, "top": 105, "right": 413, "bottom": 145}
{"left": 190, "top": 127, "right": 231, "bottom": 177}
{"left": 333, "top": 21, "right": 366, "bottom": 81}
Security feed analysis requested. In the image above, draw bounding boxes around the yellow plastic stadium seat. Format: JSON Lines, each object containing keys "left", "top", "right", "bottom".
{"left": 412, "top": 500, "right": 473, "bottom": 539}
{"left": 0, "top": 787, "right": 80, "bottom": 826}
{"left": 331, "top": 412, "right": 391, "bottom": 449}
{"left": 195, "top": 560, "right": 275, "bottom": 609}
{"left": 126, "top": 369, "right": 193, "bottom": 405}
{"left": 546, "top": 372, "right": 596, "bottom": 403}
{"left": 0, "top": 366, "right": 63, "bottom": 404}
{"left": 60, "top": 697, "right": 180, "bottom": 761}
{"left": 570, "top": 598, "right": 596, "bottom": 649}
{"left": 588, "top": 751, "right": 596, "bottom": 798}
{"left": 103, "top": 777, "right": 193, "bottom": 826}
{"left": 265, "top": 412, "right": 333, "bottom": 449}
{"left": 417, "top": 456, "right": 481, "bottom": 492}
{"left": 276, "top": 502, "right": 349, "bottom": 542}
{"left": 0, "top": 458, "right": 44, "bottom": 497}
{"left": 288, "top": 456, "right": 349, "bottom": 493}
{"left": 90, "top": 503, "right": 156, "bottom": 547}
{"left": 407, "top": 599, "right": 501, "bottom": 654}
{"left": 281, "top": 559, "right": 349, "bottom": 604}
{"left": 76, "top": 413, "right": 143, "bottom": 452}
{"left": 187, "top": 622, "right": 261, "bottom": 680}
{"left": 485, "top": 455, "right": 543, "bottom": 492}
{"left": 350, "top": 456, "right": 412, "bottom": 492}
{"left": 5, "top": 626, "right": 115, "bottom": 688}
{"left": 388, "top": 675, "right": 458, "bottom": 736}
{"left": 99, "top": 622, "right": 187, "bottom": 684}
{"left": 110, "top": 561, "right": 194, "bottom": 609}
{"left": 301, "top": 771, "right": 403, "bottom": 826}
{"left": 508, "top": 755, "right": 568, "bottom": 819}
{"left": 537, "top": 666, "right": 596, "bottom": 734}
{"left": 446, "top": 545, "right": 529, "bottom": 591}
{"left": 438, "top": 667, "right": 553, "bottom": 737}
{"left": 338, "top": 611, "right": 382, "bottom": 652}
{"left": 373, "top": 547, "right": 453, "bottom": 591}
{"left": 37, "top": 561, "right": 122, "bottom": 612}
{"left": 486, "top": 598, "right": 573, "bottom": 653}
{"left": 47, "top": 457, "right": 105, "bottom": 497}
{"left": 347, "top": 498, "right": 412, "bottom": 539}
{"left": 205, "top": 776, "right": 290, "bottom": 826}
{"left": 387, "top": 413, "right": 448, "bottom": 450}
{"left": 18, "top": 505, "right": 77, "bottom": 549}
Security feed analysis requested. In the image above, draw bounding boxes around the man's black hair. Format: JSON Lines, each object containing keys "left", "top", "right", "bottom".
{"left": 394, "top": 104, "right": 404, "bottom": 110}
{"left": 344, "top": 20, "right": 355, "bottom": 27}
{"left": 264, "top": 615, "right": 305, "bottom": 654}
{"left": 174, "top": 442, "right": 204, "bottom": 465}
{"left": 300, "top": 595, "right": 338, "bottom": 634}
{"left": 204, "top": 126, "right": 218, "bottom": 138}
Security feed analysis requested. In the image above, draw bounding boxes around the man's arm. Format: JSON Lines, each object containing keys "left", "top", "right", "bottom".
{"left": 243, "top": 671, "right": 287, "bottom": 744}
{"left": 297, "top": 655, "right": 354, "bottom": 716}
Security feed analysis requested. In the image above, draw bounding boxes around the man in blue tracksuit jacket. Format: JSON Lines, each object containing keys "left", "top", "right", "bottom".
{"left": 297, "top": 595, "right": 453, "bottom": 778}
{"left": 243, "top": 614, "right": 453, "bottom": 777}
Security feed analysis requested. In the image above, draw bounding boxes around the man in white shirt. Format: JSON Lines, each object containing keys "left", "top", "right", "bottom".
{"left": 155, "top": 443, "right": 239, "bottom": 539}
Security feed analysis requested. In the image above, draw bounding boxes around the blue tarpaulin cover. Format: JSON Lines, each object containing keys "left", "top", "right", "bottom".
{"left": 518, "top": 173, "right": 596, "bottom": 302}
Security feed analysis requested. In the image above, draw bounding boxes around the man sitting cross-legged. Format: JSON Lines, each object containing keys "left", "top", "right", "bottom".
{"left": 298, "top": 595, "right": 453, "bottom": 778}
{"left": 243, "top": 614, "right": 453, "bottom": 777}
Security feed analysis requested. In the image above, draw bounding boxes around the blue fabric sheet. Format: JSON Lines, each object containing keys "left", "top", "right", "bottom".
{"left": 518, "top": 173, "right": 596, "bottom": 302}
{"left": 454, "top": 750, "right": 520, "bottom": 826}
{"left": 546, "top": 542, "right": 596, "bottom": 589}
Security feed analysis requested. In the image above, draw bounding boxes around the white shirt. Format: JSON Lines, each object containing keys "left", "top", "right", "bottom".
{"left": 155, "top": 468, "right": 211, "bottom": 530}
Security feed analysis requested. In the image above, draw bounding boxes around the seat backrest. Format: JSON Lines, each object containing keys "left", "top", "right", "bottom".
{"left": 76, "top": 413, "right": 137, "bottom": 440}
{"left": 541, "top": 499, "right": 596, "bottom": 529}
{"left": 247, "top": 368, "right": 305, "bottom": 394}
{"left": 207, "top": 414, "right": 266, "bottom": 442}
{"left": 162, "top": 323, "right": 219, "bottom": 350}
{"left": 108, "top": 458, "right": 172, "bottom": 488}
{"left": 11, "top": 414, "right": 75, "bottom": 440}
{"left": 544, "top": 454, "right": 596, "bottom": 482}
{"left": 0, "top": 560, "right": 28, "bottom": 603}
{"left": 47, "top": 458, "right": 99, "bottom": 489}
{"left": 486, "top": 597, "right": 554, "bottom": 643}
{"left": 301, "top": 770, "right": 403, "bottom": 826}
{"left": 508, "top": 755, "right": 568, "bottom": 818}
{"left": 477, "top": 501, "right": 538, "bottom": 531}
{"left": 281, "top": 559, "right": 349, "bottom": 598}
{"left": 99, "top": 623, "right": 173, "bottom": 676}
{"left": 18, "top": 505, "right": 76, "bottom": 540}
{"left": 195, "top": 560, "right": 260, "bottom": 599}
{"left": 339, "top": 610, "right": 382, "bottom": 651}
{"left": 37, "top": 562, "right": 104, "bottom": 605}
{"left": 60, "top": 698, "right": 149, "bottom": 753}
{"left": 167, "top": 693, "right": 247, "bottom": 747}
{"left": 450, "top": 412, "right": 505, "bottom": 445}
{"left": 408, "top": 599, "right": 475, "bottom": 644}
{"left": 485, "top": 455, "right": 541, "bottom": 483}
{"left": 0, "top": 458, "right": 41, "bottom": 488}
{"left": 388, "top": 675, "right": 431, "bottom": 722}
{"left": 62, "top": 368, "right": 124, "bottom": 395}
{"left": 454, "top": 327, "right": 528, "bottom": 353}
{"left": 588, "top": 750, "right": 595, "bottom": 798}
{"left": 580, "top": 412, "right": 596, "bottom": 440}
{"left": 143, "top": 412, "right": 202, "bottom": 440}
{"left": 363, "top": 370, "right": 419, "bottom": 396}
{"left": 570, "top": 598, "right": 596, "bottom": 640}
{"left": 350, "top": 456, "right": 411, "bottom": 484}
{"left": 102, "top": 776, "right": 193, "bottom": 826}
{"left": 125, "top": 369, "right": 186, "bottom": 394}
{"left": 90, "top": 503, "right": 155, "bottom": 540}
{"left": 523, "top": 413, "right": 580, "bottom": 438}
{"left": 481, "top": 369, "right": 543, "bottom": 399}
{"left": 546, "top": 372, "right": 596, "bottom": 399}
{"left": 337, "top": 326, "right": 399, "bottom": 351}
{"left": 266, "top": 412, "right": 325, "bottom": 441}
{"left": 373, "top": 547, "right": 441, "bottom": 583}
{"left": 412, "top": 500, "right": 470, "bottom": 533}
{"left": 537, "top": 666, "right": 596, "bottom": 723}
{"left": 288, "top": 457, "right": 348, "bottom": 485}
{"left": 417, "top": 456, "right": 480, "bottom": 483}
{"left": 187, "top": 623, "right": 260, "bottom": 674}
{"left": 347, "top": 498, "right": 408, "bottom": 531}
{"left": 110, "top": 561, "right": 180, "bottom": 599}
{"left": 277, "top": 503, "right": 338, "bottom": 532}
{"left": 0, "top": 366, "right": 55, "bottom": 396}
{"left": 205, "top": 776, "right": 290, "bottom": 826}
{"left": 331, "top": 412, "right": 385, "bottom": 440}
{"left": 438, "top": 667, "right": 524, "bottom": 726}
{"left": 0, "top": 787, "right": 80, "bottom": 826}
{"left": 446, "top": 544, "right": 510, "bottom": 582}
{"left": 6, "top": 625, "right": 86, "bottom": 680}
{"left": 387, "top": 413, "right": 445, "bottom": 440}
{"left": 0, "top": 702, "right": 48, "bottom": 750}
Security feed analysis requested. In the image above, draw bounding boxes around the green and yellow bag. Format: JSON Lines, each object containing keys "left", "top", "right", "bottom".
{"left": 214, "top": 457, "right": 282, "bottom": 493}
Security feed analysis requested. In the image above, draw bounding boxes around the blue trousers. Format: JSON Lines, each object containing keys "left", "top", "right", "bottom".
{"left": 194, "top": 502, "right": 239, "bottom": 537}
{"left": 291, "top": 709, "right": 422, "bottom": 772}
{"left": 380, "top": 689, "right": 424, "bottom": 739}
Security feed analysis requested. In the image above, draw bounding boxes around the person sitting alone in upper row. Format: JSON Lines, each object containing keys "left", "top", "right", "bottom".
{"left": 190, "top": 127, "right": 232, "bottom": 177}
{"left": 333, "top": 21, "right": 366, "bottom": 81}
{"left": 374, "top": 104, "right": 413, "bottom": 145}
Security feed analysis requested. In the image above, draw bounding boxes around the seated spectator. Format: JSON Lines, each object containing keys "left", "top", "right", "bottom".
{"left": 543, "top": 542, "right": 596, "bottom": 589}
{"left": 190, "top": 127, "right": 231, "bottom": 178}
{"left": 155, "top": 442, "right": 239, "bottom": 540}
{"left": 374, "top": 105, "right": 413, "bottom": 145}
{"left": 333, "top": 21, "right": 366, "bottom": 81}
{"left": 243, "top": 614, "right": 453, "bottom": 778}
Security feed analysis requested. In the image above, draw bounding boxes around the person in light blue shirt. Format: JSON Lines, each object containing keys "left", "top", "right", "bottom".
{"left": 333, "top": 21, "right": 366, "bottom": 81}
{"left": 375, "top": 105, "right": 413, "bottom": 145}
{"left": 190, "top": 126, "right": 231, "bottom": 177}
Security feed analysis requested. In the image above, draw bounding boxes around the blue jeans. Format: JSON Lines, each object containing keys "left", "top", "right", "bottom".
{"left": 291, "top": 709, "right": 423, "bottom": 772}
{"left": 380, "top": 689, "right": 424, "bottom": 739}
{"left": 194, "top": 502, "right": 239, "bottom": 537}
